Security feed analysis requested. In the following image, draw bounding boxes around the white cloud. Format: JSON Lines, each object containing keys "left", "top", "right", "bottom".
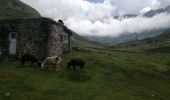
{"left": 20, "top": 0, "right": 170, "bottom": 37}
{"left": 151, "top": 0, "right": 160, "bottom": 8}
{"left": 66, "top": 13, "right": 170, "bottom": 37}
{"left": 21, "top": 0, "right": 116, "bottom": 21}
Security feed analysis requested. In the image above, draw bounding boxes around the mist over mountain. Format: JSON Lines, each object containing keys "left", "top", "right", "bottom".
{"left": 114, "top": 5, "right": 170, "bottom": 19}
{"left": 84, "top": 5, "right": 170, "bottom": 45}
{"left": 114, "top": 14, "right": 137, "bottom": 19}
{"left": 144, "top": 5, "right": 170, "bottom": 17}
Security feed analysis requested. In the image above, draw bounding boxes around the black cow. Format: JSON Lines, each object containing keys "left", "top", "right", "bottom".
{"left": 20, "top": 53, "right": 41, "bottom": 66}
{"left": 68, "top": 58, "right": 85, "bottom": 70}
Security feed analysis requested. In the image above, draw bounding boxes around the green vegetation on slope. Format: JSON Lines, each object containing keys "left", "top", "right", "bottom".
{"left": 0, "top": 0, "right": 41, "bottom": 19}
{"left": 72, "top": 33, "right": 105, "bottom": 49}
{"left": 114, "top": 29, "right": 170, "bottom": 53}
{"left": 0, "top": 48, "right": 170, "bottom": 100}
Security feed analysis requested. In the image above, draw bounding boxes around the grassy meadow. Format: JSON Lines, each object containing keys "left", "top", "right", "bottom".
{"left": 0, "top": 48, "right": 170, "bottom": 100}
{"left": 113, "top": 30, "right": 170, "bottom": 53}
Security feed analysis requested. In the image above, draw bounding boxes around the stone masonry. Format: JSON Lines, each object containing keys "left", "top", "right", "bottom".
{"left": 0, "top": 18, "right": 73, "bottom": 60}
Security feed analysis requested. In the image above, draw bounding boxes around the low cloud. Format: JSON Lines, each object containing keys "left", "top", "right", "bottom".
{"left": 66, "top": 13, "right": 170, "bottom": 37}
{"left": 20, "top": 0, "right": 170, "bottom": 37}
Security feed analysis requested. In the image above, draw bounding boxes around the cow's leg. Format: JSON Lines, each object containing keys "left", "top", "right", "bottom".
{"left": 50, "top": 65, "right": 52, "bottom": 71}
{"left": 49, "top": 65, "right": 51, "bottom": 71}
{"left": 21, "top": 60, "right": 24, "bottom": 65}
{"left": 22, "top": 61, "right": 25, "bottom": 65}
{"left": 31, "top": 61, "right": 33, "bottom": 66}
{"left": 47, "top": 65, "right": 51, "bottom": 71}
{"left": 56, "top": 65, "right": 59, "bottom": 72}
{"left": 74, "top": 66, "right": 76, "bottom": 70}
{"left": 52, "top": 65, "right": 55, "bottom": 72}
{"left": 68, "top": 65, "right": 70, "bottom": 69}
{"left": 57, "top": 57, "right": 62, "bottom": 71}
{"left": 58, "top": 66, "right": 60, "bottom": 71}
{"left": 50, "top": 65, "right": 53, "bottom": 71}
{"left": 80, "top": 65, "right": 84, "bottom": 70}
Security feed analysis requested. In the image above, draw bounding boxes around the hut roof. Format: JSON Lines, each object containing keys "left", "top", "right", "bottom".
{"left": 0, "top": 17, "right": 74, "bottom": 35}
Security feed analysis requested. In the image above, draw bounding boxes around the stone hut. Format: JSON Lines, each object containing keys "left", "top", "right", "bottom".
{"left": 0, "top": 18, "right": 73, "bottom": 60}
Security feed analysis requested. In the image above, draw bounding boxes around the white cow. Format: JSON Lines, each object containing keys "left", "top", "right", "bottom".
{"left": 41, "top": 56, "right": 62, "bottom": 72}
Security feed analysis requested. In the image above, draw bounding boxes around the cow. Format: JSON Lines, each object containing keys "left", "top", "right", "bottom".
{"left": 41, "top": 56, "right": 62, "bottom": 72}
{"left": 68, "top": 58, "right": 85, "bottom": 70}
{"left": 20, "top": 53, "right": 41, "bottom": 67}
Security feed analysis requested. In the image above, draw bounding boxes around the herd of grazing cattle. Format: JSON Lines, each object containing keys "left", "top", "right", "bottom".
{"left": 20, "top": 53, "right": 85, "bottom": 72}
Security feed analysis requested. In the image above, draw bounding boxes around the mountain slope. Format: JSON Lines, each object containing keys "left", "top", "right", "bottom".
{"left": 114, "top": 14, "right": 137, "bottom": 19}
{"left": 114, "top": 29, "right": 170, "bottom": 53}
{"left": 144, "top": 5, "right": 170, "bottom": 17}
{"left": 0, "top": 0, "right": 41, "bottom": 19}
{"left": 72, "top": 33, "right": 104, "bottom": 48}
{"left": 85, "top": 30, "right": 163, "bottom": 46}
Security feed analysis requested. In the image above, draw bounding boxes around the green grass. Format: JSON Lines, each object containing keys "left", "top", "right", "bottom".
{"left": 0, "top": 0, "right": 41, "bottom": 19}
{"left": 114, "top": 29, "right": 170, "bottom": 53}
{"left": 72, "top": 32, "right": 105, "bottom": 49}
{"left": 0, "top": 48, "right": 170, "bottom": 100}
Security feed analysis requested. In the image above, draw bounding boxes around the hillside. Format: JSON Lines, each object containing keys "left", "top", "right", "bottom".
{"left": 0, "top": 0, "right": 41, "bottom": 19}
{"left": 85, "top": 30, "right": 163, "bottom": 46}
{"left": 114, "top": 29, "right": 170, "bottom": 53}
{"left": 1, "top": 48, "right": 170, "bottom": 100}
{"left": 144, "top": 5, "right": 170, "bottom": 17}
{"left": 72, "top": 33, "right": 105, "bottom": 49}
{"left": 114, "top": 14, "right": 137, "bottom": 19}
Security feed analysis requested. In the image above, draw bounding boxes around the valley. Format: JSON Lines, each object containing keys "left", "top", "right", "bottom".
{"left": 0, "top": 47, "right": 170, "bottom": 100}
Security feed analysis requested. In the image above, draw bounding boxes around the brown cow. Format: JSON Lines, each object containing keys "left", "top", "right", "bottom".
{"left": 68, "top": 58, "right": 85, "bottom": 70}
{"left": 20, "top": 53, "right": 41, "bottom": 67}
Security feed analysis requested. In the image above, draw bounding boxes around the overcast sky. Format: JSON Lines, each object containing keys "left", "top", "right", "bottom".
{"left": 20, "top": 0, "right": 170, "bottom": 37}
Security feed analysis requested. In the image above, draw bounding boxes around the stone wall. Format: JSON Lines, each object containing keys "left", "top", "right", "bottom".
{"left": 0, "top": 18, "right": 50, "bottom": 60}
{"left": 47, "top": 24, "right": 69, "bottom": 56}
{"left": 0, "top": 18, "right": 72, "bottom": 60}
{"left": 17, "top": 20, "right": 50, "bottom": 60}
